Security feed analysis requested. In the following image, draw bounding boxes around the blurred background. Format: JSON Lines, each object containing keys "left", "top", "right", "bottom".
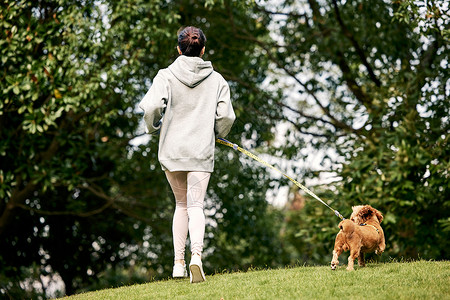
{"left": 0, "top": 0, "right": 448, "bottom": 298}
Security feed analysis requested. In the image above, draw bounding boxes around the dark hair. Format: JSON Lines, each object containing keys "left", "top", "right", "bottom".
{"left": 177, "top": 26, "right": 206, "bottom": 57}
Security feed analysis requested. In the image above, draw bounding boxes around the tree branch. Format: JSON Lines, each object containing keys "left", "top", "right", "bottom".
{"left": 307, "top": 0, "right": 374, "bottom": 110}
{"left": 270, "top": 59, "right": 361, "bottom": 134}
{"left": 224, "top": 67, "right": 347, "bottom": 135}
{"left": 229, "top": 4, "right": 352, "bottom": 132}
{"left": 226, "top": 6, "right": 362, "bottom": 137}
{"left": 280, "top": 102, "right": 336, "bottom": 127}
{"left": 281, "top": 117, "right": 343, "bottom": 138}
{"left": 255, "top": 4, "right": 308, "bottom": 19}
{"left": 112, "top": 203, "right": 154, "bottom": 224}
{"left": 15, "top": 201, "right": 113, "bottom": 217}
{"left": 335, "top": 50, "right": 373, "bottom": 108}
{"left": 331, "top": 0, "right": 381, "bottom": 87}
{"left": 0, "top": 178, "right": 38, "bottom": 236}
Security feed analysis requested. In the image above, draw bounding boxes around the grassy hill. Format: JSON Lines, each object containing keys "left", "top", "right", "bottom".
{"left": 61, "top": 260, "right": 449, "bottom": 299}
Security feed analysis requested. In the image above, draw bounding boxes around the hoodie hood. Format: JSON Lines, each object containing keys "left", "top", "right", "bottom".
{"left": 168, "top": 55, "right": 213, "bottom": 88}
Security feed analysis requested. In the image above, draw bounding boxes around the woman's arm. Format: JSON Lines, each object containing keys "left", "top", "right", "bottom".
{"left": 138, "top": 72, "right": 169, "bottom": 134}
{"left": 215, "top": 78, "right": 236, "bottom": 138}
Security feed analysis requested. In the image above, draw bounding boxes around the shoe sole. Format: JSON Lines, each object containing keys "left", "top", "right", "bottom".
{"left": 189, "top": 264, "right": 205, "bottom": 283}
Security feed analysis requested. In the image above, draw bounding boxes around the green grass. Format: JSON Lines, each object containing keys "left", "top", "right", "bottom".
{"left": 61, "top": 260, "right": 450, "bottom": 300}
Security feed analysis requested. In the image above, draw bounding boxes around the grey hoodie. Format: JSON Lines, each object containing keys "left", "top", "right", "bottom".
{"left": 139, "top": 55, "right": 236, "bottom": 172}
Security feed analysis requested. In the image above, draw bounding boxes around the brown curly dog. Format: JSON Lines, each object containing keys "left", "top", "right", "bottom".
{"left": 330, "top": 205, "right": 385, "bottom": 271}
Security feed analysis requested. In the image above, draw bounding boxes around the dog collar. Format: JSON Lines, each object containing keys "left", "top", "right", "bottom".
{"left": 359, "top": 223, "right": 379, "bottom": 233}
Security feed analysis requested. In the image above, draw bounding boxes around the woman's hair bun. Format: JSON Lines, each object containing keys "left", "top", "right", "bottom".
{"left": 177, "top": 26, "right": 206, "bottom": 57}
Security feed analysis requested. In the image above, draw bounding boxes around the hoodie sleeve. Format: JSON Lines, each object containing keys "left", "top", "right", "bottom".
{"left": 215, "top": 78, "right": 236, "bottom": 138}
{"left": 138, "top": 72, "right": 169, "bottom": 134}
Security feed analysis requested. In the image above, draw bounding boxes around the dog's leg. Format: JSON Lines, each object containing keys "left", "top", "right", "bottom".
{"left": 376, "top": 234, "right": 386, "bottom": 255}
{"left": 331, "top": 232, "right": 345, "bottom": 270}
{"left": 347, "top": 249, "right": 359, "bottom": 271}
{"left": 358, "top": 252, "right": 365, "bottom": 267}
{"left": 331, "top": 249, "right": 341, "bottom": 270}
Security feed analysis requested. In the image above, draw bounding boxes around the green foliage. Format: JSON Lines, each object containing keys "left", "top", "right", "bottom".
{"left": 251, "top": 0, "right": 449, "bottom": 263}
{"left": 334, "top": 0, "right": 449, "bottom": 259}
{"left": 0, "top": 0, "right": 178, "bottom": 296}
{"left": 281, "top": 191, "right": 349, "bottom": 265}
{"left": 207, "top": 154, "right": 287, "bottom": 271}
{"left": 0, "top": 0, "right": 285, "bottom": 297}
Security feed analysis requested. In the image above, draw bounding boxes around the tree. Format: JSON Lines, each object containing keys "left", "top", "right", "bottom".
{"left": 0, "top": 0, "right": 287, "bottom": 296}
{"left": 0, "top": 0, "right": 179, "bottom": 296}
{"left": 242, "top": 0, "right": 449, "bottom": 260}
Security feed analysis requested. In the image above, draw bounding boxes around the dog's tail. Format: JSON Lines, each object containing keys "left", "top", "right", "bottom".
{"left": 339, "top": 219, "right": 355, "bottom": 234}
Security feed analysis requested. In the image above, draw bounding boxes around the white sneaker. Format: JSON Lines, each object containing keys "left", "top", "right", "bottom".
{"left": 189, "top": 254, "right": 205, "bottom": 283}
{"left": 172, "top": 263, "right": 188, "bottom": 278}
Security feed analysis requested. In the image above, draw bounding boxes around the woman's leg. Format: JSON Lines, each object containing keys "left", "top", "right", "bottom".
{"left": 165, "top": 171, "right": 189, "bottom": 263}
{"left": 186, "top": 172, "right": 211, "bottom": 256}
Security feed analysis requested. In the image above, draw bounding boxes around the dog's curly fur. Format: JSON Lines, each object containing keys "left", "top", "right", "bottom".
{"left": 330, "top": 205, "right": 385, "bottom": 271}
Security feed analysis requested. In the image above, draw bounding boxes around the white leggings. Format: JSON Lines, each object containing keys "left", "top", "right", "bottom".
{"left": 165, "top": 171, "right": 211, "bottom": 261}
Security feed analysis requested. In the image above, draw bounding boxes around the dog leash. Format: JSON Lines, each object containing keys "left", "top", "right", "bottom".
{"left": 216, "top": 138, "right": 345, "bottom": 220}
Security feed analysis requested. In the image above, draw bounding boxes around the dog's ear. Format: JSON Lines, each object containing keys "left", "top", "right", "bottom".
{"left": 373, "top": 208, "right": 383, "bottom": 223}
{"left": 359, "top": 205, "right": 373, "bottom": 222}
